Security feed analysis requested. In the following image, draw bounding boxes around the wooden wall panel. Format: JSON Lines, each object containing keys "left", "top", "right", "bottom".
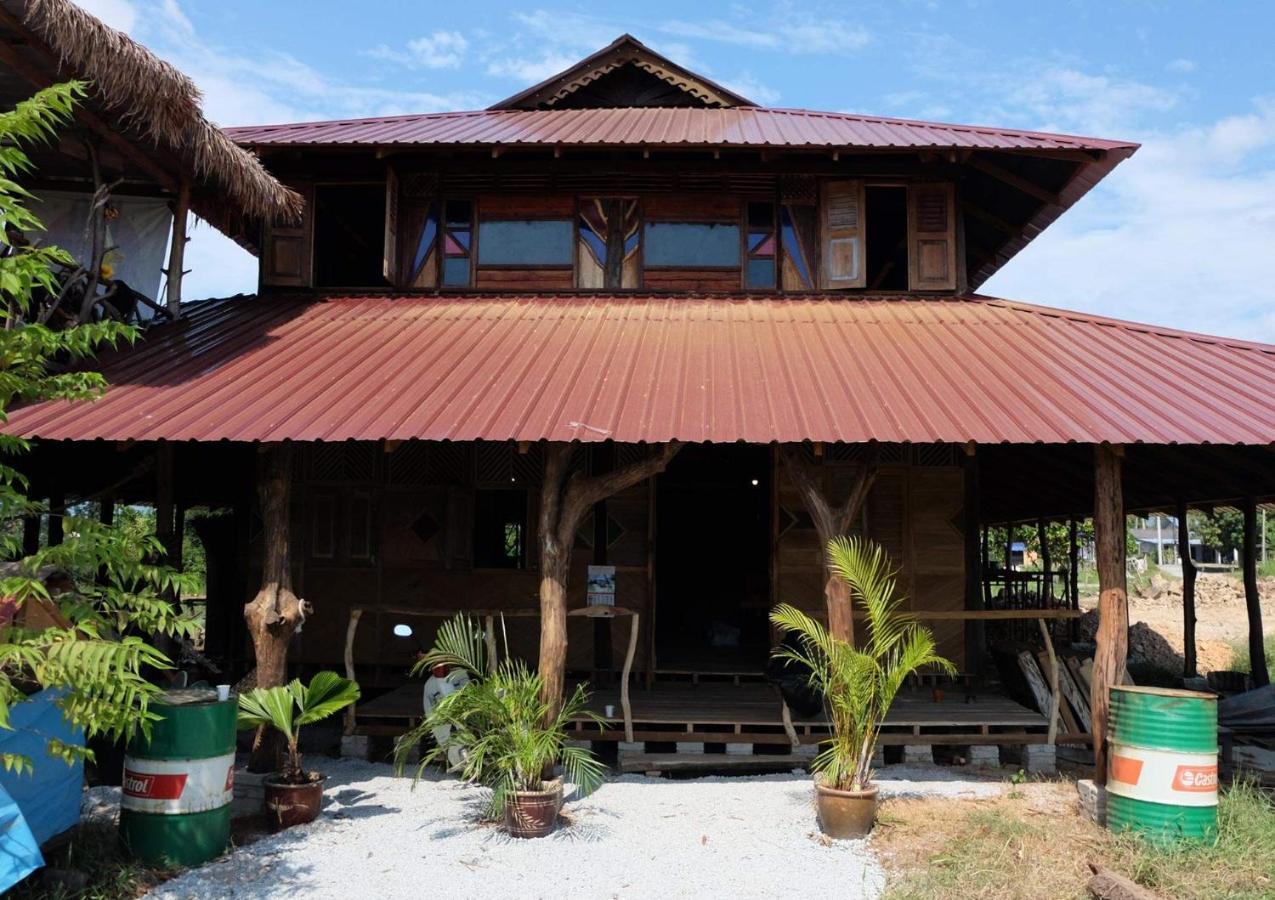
{"left": 475, "top": 268, "right": 574, "bottom": 290}
{"left": 643, "top": 193, "right": 739, "bottom": 221}
{"left": 643, "top": 269, "right": 740, "bottom": 292}
{"left": 478, "top": 194, "right": 574, "bottom": 218}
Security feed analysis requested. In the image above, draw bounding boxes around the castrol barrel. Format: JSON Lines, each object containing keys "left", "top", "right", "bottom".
{"left": 1106, "top": 685, "right": 1218, "bottom": 843}
{"left": 120, "top": 687, "right": 237, "bottom": 866}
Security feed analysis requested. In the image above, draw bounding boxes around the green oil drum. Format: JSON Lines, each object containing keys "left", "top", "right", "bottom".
{"left": 1106, "top": 685, "right": 1218, "bottom": 844}
{"left": 119, "top": 687, "right": 237, "bottom": 867}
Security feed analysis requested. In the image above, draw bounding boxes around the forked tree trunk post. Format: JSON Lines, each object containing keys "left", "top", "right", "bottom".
{"left": 243, "top": 443, "right": 312, "bottom": 771}
{"left": 1091, "top": 443, "right": 1128, "bottom": 784}
{"left": 780, "top": 444, "right": 878, "bottom": 644}
{"left": 1241, "top": 496, "right": 1270, "bottom": 687}
{"left": 537, "top": 441, "right": 680, "bottom": 720}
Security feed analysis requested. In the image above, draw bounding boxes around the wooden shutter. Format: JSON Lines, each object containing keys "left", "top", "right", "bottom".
{"left": 907, "top": 183, "right": 957, "bottom": 291}
{"left": 383, "top": 167, "right": 399, "bottom": 285}
{"left": 261, "top": 183, "right": 312, "bottom": 288}
{"left": 819, "top": 180, "right": 865, "bottom": 289}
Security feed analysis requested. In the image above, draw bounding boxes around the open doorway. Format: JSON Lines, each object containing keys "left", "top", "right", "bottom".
{"left": 655, "top": 444, "right": 772, "bottom": 671}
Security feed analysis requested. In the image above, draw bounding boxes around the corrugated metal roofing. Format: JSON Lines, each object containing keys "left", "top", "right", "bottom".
{"left": 225, "top": 107, "right": 1136, "bottom": 153}
{"left": 10, "top": 294, "right": 1274, "bottom": 446}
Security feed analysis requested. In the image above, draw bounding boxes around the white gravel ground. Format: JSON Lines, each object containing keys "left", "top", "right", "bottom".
{"left": 125, "top": 759, "right": 1015, "bottom": 900}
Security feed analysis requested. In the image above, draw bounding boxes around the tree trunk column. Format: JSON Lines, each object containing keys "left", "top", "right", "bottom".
{"left": 243, "top": 444, "right": 310, "bottom": 771}
{"left": 1091, "top": 443, "right": 1128, "bottom": 785}
{"left": 1242, "top": 496, "right": 1269, "bottom": 688}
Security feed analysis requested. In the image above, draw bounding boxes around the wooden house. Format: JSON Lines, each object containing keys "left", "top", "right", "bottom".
{"left": 8, "top": 34, "right": 1275, "bottom": 774}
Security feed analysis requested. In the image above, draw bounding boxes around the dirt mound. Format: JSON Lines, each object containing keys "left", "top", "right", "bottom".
{"left": 1076, "top": 611, "right": 1235, "bottom": 675}
{"left": 1134, "top": 572, "right": 1275, "bottom": 607}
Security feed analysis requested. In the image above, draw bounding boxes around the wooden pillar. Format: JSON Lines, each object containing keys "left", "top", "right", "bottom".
{"left": 780, "top": 445, "right": 878, "bottom": 645}
{"left": 962, "top": 447, "right": 984, "bottom": 675}
{"left": 243, "top": 444, "right": 310, "bottom": 770}
{"left": 1068, "top": 516, "right": 1080, "bottom": 642}
{"left": 164, "top": 180, "right": 190, "bottom": 319}
{"left": 21, "top": 515, "right": 39, "bottom": 557}
{"left": 537, "top": 442, "right": 680, "bottom": 721}
{"left": 1037, "top": 518, "right": 1051, "bottom": 604}
{"left": 1242, "top": 496, "right": 1269, "bottom": 687}
{"left": 47, "top": 491, "right": 63, "bottom": 547}
{"left": 1177, "top": 499, "right": 1197, "bottom": 679}
{"left": 1091, "top": 444, "right": 1127, "bottom": 784}
{"left": 155, "top": 443, "right": 178, "bottom": 563}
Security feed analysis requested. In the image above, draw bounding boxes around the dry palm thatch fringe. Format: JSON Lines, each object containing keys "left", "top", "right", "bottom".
{"left": 17, "top": 0, "right": 303, "bottom": 234}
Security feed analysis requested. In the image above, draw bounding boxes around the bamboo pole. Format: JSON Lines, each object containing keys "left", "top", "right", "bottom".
{"left": 164, "top": 180, "right": 190, "bottom": 318}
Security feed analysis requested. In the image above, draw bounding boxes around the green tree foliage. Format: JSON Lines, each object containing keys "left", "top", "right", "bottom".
{"left": 0, "top": 82, "right": 196, "bottom": 774}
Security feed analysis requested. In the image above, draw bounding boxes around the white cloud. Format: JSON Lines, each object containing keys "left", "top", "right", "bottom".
{"left": 371, "top": 31, "right": 470, "bottom": 70}
{"left": 75, "top": 0, "right": 138, "bottom": 33}
{"left": 1167, "top": 58, "right": 1197, "bottom": 73}
{"left": 661, "top": 18, "right": 870, "bottom": 54}
{"left": 718, "top": 73, "right": 780, "bottom": 106}
{"left": 486, "top": 51, "right": 580, "bottom": 85}
{"left": 985, "top": 97, "right": 1275, "bottom": 343}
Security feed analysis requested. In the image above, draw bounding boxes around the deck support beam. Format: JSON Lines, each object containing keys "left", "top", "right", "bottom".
{"left": 1091, "top": 444, "right": 1128, "bottom": 785}
{"left": 1242, "top": 496, "right": 1269, "bottom": 687}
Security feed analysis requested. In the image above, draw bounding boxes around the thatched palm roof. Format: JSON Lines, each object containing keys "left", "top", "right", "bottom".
{"left": 4, "top": 0, "right": 301, "bottom": 242}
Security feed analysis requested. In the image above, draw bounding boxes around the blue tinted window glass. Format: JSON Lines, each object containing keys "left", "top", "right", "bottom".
{"left": 746, "top": 258, "right": 775, "bottom": 289}
{"left": 477, "top": 220, "right": 573, "bottom": 265}
{"left": 443, "top": 257, "right": 471, "bottom": 286}
{"left": 643, "top": 222, "right": 740, "bottom": 266}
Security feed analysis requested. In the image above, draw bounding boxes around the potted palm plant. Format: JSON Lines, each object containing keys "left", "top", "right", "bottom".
{"left": 771, "top": 536, "right": 954, "bottom": 839}
{"left": 237, "top": 671, "right": 361, "bottom": 831}
{"left": 394, "top": 615, "right": 606, "bottom": 838}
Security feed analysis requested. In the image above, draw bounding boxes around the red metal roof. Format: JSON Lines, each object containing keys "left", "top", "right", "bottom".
{"left": 225, "top": 107, "right": 1136, "bottom": 154}
{"left": 10, "top": 294, "right": 1274, "bottom": 446}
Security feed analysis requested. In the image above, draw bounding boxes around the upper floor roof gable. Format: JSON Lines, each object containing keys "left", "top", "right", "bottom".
{"left": 489, "top": 34, "right": 755, "bottom": 110}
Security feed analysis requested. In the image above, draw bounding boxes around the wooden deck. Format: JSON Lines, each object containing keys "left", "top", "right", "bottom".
{"left": 354, "top": 679, "right": 1059, "bottom": 745}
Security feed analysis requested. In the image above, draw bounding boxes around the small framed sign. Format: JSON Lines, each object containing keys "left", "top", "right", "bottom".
{"left": 586, "top": 565, "right": 616, "bottom": 606}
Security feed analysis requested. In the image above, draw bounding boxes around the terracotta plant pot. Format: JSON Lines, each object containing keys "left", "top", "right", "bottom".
{"left": 264, "top": 773, "right": 324, "bottom": 831}
{"left": 815, "top": 778, "right": 879, "bottom": 839}
{"left": 504, "top": 782, "right": 561, "bottom": 838}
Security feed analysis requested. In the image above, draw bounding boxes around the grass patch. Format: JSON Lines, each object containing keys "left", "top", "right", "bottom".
{"left": 8, "top": 822, "right": 171, "bottom": 900}
{"left": 1229, "top": 634, "right": 1275, "bottom": 682}
{"left": 877, "top": 780, "right": 1275, "bottom": 900}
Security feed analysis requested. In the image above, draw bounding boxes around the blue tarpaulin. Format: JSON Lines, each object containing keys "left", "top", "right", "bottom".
{"left": 0, "top": 689, "right": 85, "bottom": 890}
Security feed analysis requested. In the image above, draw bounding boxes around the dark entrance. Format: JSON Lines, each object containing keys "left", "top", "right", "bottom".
{"left": 655, "top": 444, "right": 772, "bottom": 670}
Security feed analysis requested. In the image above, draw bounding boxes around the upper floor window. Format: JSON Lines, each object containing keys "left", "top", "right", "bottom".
{"left": 477, "top": 219, "right": 573, "bottom": 266}
{"left": 473, "top": 488, "right": 527, "bottom": 569}
{"left": 442, "top": 199, "right": 474, "bottom": 287}
{"left": 643, "top": 221, "right": 740, "bottom": 267}
{"left": 745, "top": 201, "right": 777, "bottom": 290}
{"left": 313, "top": 184, "right": 389, "bottom": 289}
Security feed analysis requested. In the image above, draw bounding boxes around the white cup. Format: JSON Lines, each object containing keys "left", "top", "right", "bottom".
{"left": 217, "top": 684, "right": 231, "bottom": 702}
{"left": 604, "top": 704, "right": 616, "bottom": 718}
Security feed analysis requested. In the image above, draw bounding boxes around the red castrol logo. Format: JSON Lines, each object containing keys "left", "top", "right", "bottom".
{"left": 120, "top": 752, "right": 235, "bottom": 814}
{"left": 1172, "top": 765, "right": 1218, "bottom": 792}
{"left": 1107, "top": 744, "right": 1218, "bottom": 808}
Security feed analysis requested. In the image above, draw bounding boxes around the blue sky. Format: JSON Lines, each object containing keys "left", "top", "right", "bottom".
{"left": 83, "top": 0, "right": 1275, "bottom": 340}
